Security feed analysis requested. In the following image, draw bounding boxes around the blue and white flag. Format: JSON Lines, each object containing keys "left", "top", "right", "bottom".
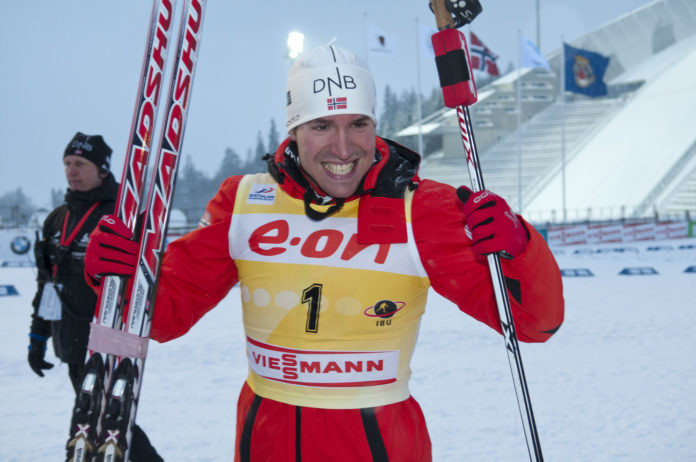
{"left": 521, "top": 35, "right": 550, "bottom": 71}
{"left": 564, "top": 43, "right": 610, "bottom": 97}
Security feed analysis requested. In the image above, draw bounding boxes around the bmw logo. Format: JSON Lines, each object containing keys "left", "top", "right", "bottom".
{"left": 10, "top": 236, "right": 31, "bottom": 255}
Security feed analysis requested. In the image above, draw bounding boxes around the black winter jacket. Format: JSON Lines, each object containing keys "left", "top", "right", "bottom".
{"left": 30, "top": 174, "right": 118, "bottom": 363}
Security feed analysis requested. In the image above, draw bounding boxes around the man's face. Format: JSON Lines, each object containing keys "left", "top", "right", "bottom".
{"left": 63, "top": 155, "right": 104, "bottom": 192}
{"left": 290, "top": 113, "right": 376, "bottom": 199}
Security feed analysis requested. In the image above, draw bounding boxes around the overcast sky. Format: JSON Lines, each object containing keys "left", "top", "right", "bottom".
{"left": 1, "top": 0, "right": 654, "bottom": 207}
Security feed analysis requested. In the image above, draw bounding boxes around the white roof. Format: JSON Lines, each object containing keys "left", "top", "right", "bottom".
{"left": 526, "top": 40, "right": 696, "bottom": 216}
{"left": 396, "top": 90, "right": 495, "bottom": 137}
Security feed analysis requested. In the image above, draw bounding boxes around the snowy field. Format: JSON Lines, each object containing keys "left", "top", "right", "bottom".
{"left": 1, "top": 238, "right": 694, "bottom": 461}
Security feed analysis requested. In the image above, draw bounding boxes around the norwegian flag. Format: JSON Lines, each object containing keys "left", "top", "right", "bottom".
{"left": 469, "top": 31, "right": 500, "bottom": 76}
{"left": 327, "top": 97, "right": 348, "bottom": 110}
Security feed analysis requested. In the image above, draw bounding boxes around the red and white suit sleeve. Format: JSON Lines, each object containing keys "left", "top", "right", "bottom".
{"left": 150, "top": 176, "right": 243, "bottom": 343}
{"left": 411, "top": 180, "right": 564, "bottom": 343}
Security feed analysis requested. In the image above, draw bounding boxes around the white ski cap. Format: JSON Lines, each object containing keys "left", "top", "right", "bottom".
{"left": 286, "top": 38, "right": 377, "bottom": 132}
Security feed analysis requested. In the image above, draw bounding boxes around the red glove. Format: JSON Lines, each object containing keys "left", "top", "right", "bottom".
{"left": 457, "top": 186, "right": 529, "bottom": 259}
{"left": 85, "top": 215, "right": 139, "bottom": 286}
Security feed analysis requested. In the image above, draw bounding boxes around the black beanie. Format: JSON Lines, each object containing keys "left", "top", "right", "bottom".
{"left": 63, "top": 132, "right": 112, "bottom": 172}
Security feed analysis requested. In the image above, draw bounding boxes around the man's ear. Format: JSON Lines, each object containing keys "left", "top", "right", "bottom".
{"left": 289, "top": 129, "right": 297, "bottom": 141}
{"left": 99, "top": 171, "right": 109, "bottom": 179}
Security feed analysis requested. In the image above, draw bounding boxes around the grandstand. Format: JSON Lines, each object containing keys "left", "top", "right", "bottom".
{"left": 398, "top": 0, "right": 696, "bottom": 224}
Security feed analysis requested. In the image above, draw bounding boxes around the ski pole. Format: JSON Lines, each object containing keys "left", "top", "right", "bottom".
{"left": 428, "top": 1, "right": 544, "bottom": 460}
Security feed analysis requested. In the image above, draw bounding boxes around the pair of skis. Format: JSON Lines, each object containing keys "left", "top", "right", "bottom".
{"left": 429, "top": 1, "right": 544, "bottom": 461}
{"left": 66, "top": 1, "right": 206, "bottom": 460}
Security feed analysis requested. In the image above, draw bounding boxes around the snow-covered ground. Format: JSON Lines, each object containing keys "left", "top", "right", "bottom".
{"left": 1, "top": 238, "right": 694, "bottom": 461}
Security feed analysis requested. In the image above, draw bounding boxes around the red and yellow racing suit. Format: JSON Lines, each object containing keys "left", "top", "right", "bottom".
{"left": 149, "top": 137, "right": 564, "bottom": 461}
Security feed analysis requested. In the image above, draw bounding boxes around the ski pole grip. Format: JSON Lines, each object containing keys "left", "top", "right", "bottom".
{"left": 432, "top": 28, "right": 478, "bottom": 108}
{"left": 430, "top": 0, "right": 455, "bottom": 29}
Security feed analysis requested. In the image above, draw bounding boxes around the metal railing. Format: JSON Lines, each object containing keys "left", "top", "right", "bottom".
{"left": 526, "top": 205, "right": 693, "bottom": 227}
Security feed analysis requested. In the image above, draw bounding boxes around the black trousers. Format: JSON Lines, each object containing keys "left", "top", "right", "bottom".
{"left": 68, "top": 362, "right": 164, "bottom": 462}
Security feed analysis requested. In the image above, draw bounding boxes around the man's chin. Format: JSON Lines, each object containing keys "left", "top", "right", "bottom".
{"left": 69, "top": 183, "right": 87, "bottom": 192}
{"left": 320, "top": 183, "right": 358, "bottom": 199}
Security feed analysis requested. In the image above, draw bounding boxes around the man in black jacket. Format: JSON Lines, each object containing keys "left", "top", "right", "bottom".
{"left": 28, "top": 132, "right": 162, "bottom": 461}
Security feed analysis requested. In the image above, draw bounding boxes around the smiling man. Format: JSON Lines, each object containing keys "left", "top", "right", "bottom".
{"left": 85, "top": 41, "right": 564, "bottom": 461}
{"left": 290, "top": 113, "right": 376, "bottom": 199}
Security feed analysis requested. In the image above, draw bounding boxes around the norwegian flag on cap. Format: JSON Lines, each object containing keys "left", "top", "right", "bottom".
{"left": 327, "top": 97, "right": 348, "bottom": 110}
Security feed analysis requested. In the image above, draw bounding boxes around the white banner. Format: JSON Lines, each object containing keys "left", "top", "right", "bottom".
{"left": 247, "top": 337, "right": 399, "bottom": 387}
{"left": 0, "top": 228, "right": 35, "bottom": 265}
{"left": 546, "top": 221, "right": 691, "bottom": 246}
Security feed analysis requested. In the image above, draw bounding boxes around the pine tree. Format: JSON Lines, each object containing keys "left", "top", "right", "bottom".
{"left": 0, "top": 188, "right": 35, "bottom": 226}
{"left": 267, "top": 118, "right": 280, "bottom": 154}
{"left": 213, "top": 147, "right": 244, "bottom": 187}
{"left": 245, "top": 130, "right": 267, "bottom": 173}
{"left": 422, "top": 87, "right": 444, "bottom": 120}
{"left": 378, "top": 85, "right": 399, "bottom": 138}
{"left": 395, "top": 88, "right": 418, "bottom": 138}
{"left": 172, "top": 155, "right": 212, "bottom": 225}
{"left": 51, "top": 188, "right": 65, "bottom": 208}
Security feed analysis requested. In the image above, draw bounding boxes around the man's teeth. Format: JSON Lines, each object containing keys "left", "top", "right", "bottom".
{"left": 323, "top": 161, "right": 354, "bottom": 175}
